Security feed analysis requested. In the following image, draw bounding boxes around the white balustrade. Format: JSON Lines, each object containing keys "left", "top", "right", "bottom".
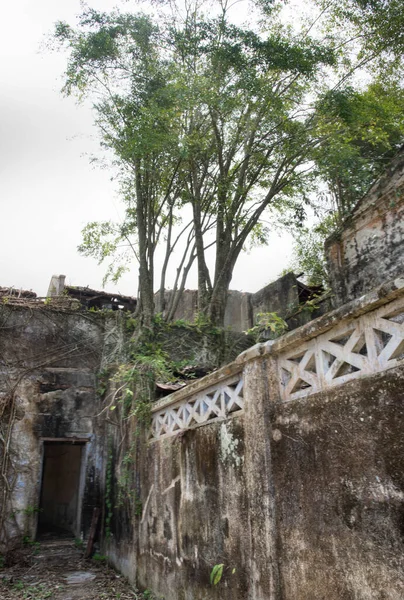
{"left": 278, "top": 295, "right": 404, "bottom": 401}
{"left": 151, "top": 377, "right": 244, "bottom": 440}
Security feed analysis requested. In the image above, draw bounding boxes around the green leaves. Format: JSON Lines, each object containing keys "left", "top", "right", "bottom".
{"left": 314, "top": 81, "right": 404, "bottom": 216}
{"left": 246, "top": 312, "right": 288, "bottom": 341}
{"left": 210, "top": 564, "right": 224, "bottom": 586}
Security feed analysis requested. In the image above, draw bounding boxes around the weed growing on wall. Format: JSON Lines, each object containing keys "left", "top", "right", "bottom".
{"left": 100, "top": 313, "right": 232, "bottom": 544}
{"left": 246, "top": 312, "right": 289, "bottom": 342}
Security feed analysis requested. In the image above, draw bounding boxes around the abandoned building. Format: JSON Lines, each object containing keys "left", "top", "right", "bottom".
{"left": 0, "top": 150, "right": 404, "bottom": 600}
{"left": 47, "top": 270, "right": 327, "bottom": 333}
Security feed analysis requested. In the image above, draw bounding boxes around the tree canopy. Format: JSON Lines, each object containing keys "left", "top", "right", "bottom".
{"left": 53, "top": 0, "right": 404, "bottom": 325}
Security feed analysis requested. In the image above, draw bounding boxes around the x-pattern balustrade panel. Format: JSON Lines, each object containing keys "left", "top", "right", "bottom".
{"left": 151, "top": 377, "right": 244, "bottom": 440}
{"left": 278, "top": 296, "right": 404, "bottom": 402}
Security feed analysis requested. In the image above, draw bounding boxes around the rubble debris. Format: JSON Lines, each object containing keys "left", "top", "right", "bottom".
{"left": 47, "top": 274, "right": 137, "bottom": 311}
{"left": 65, "top": 286, "right": 137, "bottom": 312}
{"left": 0, "top": 286, "right": 36, "bottom": 299}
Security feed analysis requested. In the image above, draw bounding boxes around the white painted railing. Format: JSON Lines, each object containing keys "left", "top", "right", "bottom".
{"left": 150, "top": 283, "right": 404, "bottom": 439}
{"left": 277, "top": 295, "right": 404, "bottom": 402}
{"left": 151, "top": 376, "right": 244, "bottom": 440}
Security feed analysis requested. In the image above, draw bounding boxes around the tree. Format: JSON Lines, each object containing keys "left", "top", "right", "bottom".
{"left": 317, "top": 0, "right": 404, "bottom": 74}
{"left": 171, "top": 7, "right": 337, "bottom": 324}
{"left": 288, "top": 80, "right": 404, "bottom": 287}
{"left": 313, "top": 81, "right": 404, "bottom": 217}
{"left": 55, "top": 11, "right": 197, "bottom": 326}
{"left": 53, "top": 0, "right": 404, "bottom": 326}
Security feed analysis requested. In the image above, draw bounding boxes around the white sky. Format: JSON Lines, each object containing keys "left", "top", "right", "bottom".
{"left": 0, "top": 0, "right": 294, "bottom": 298}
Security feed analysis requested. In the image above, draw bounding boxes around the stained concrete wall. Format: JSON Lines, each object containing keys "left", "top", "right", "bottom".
{"left": 326, "top": 150, "right": 404, "bottom": 306}
{"left": 0, "top": 305, "right": 251, "bottom": 552}
{"left": 136, "top": 366, "right": 278, "bottom": 600}
{"left": 271, "top": 365, "right": 404, "bottom": 600}
{"left": 0, "top": 305, "right": 106, "bottom": 547}
{"left": 105, "top": 279, "right": 404, "bottom": 600}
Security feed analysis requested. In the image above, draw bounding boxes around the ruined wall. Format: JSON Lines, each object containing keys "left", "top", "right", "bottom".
{"left": 0, "top": 305, "right": 106, "bottom": 548}
{"left": 326, "top": 150, "right": 404, "bottom": 306}
{"left": 271, "top": 365, "right": 404, "bottom": 600}
{"left": 162, "top": 273, "right": 325, "bottom": 334}
{"left": 107, "top": 277, "right": 404, "bottom": 600}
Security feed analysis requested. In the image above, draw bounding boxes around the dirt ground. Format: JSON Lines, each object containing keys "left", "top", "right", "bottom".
{"left": 0, "top": 539, "right": 151, "bottom": 600}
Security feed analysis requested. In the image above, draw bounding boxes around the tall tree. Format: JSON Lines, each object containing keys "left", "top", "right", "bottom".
{"left": 55, "top": 11, "right": 195, "bottom": 325}
{"left": 171, "top": 9, "right": 337, "bottom": 323}
{"left": 53, "top": 0, "right": 403, "bottom": 326}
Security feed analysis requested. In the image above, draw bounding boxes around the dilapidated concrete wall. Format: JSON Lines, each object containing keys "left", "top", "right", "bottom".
{"left": 162, "top": 273, "right": 328, "bottom": 334}
{"left": 271, "top": 365, "right": 404, "bottom": 600}
{"left": 2, "top": 274, "right": 404, "bottom": 599}
{"left": 107, "top": 278, "right": 404, "bottom": 600}
{"left": 0, "top": 305, "right": 106, "bottom": 548}
{"left": 136, "top": 365, "right": 278, "bottom": 600}
{"left": 326, "top": 150, "right": 404, "bottom": 306}
{"left": 0, "top": 304, "right": 252, "bottom": 553}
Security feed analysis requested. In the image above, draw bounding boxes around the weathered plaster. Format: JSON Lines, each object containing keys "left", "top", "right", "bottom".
{"left": 326, "top": 150, "right": 404, "bottom": 307}
{"left": 112, "top": 279, "right": 404, "bottom": 599}
{"left": 0, "top": 306, "right": 106, "bottom": 548}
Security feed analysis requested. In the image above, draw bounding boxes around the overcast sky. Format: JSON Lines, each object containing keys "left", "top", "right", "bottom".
{"left": 0, "top": 0, "right": 293, "bottom": 298}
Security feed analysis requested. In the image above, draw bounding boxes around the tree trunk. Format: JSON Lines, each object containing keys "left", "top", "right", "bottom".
{"left": 135, "top": 160, "right": 154, "bottom": 327}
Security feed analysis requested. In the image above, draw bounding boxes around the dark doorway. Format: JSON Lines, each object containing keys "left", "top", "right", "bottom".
{"left": 38, "top": 441, "right": 85, "bottom": 537}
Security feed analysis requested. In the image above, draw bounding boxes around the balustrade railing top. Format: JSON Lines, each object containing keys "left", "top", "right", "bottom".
{"left": 150, "top": 277, "right": 404, "bottom": 439}
{"left": 151, "top": 375, "right": 244, "bottom": 440}
{"left": 278, "top": 294, "right": 404, "bottom": 402}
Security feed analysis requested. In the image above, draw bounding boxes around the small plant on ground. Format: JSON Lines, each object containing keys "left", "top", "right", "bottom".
{"left": 74, "top": 537, "right": 84, "bottom": 549}
{"left": 22, "top": 536, "right": 41, "bottom": 555}
{"left": 93, "top": 552, "right": 108, "bottom": 563}
{"left": 11, "top": 581, "right": 52, "bottom": 599}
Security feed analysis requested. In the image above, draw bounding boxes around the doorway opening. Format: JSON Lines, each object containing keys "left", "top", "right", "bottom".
{"left": 38, "top": 440, "right": 86, "bottom": 539}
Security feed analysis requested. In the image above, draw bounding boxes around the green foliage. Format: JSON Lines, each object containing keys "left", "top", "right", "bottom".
{"left": 314, "top": 82, "right": 404, "bottom": 216}
{"left": 19, "top": 584, "right": 52, "bottom": 599}
{"left": 22, "top": 536, "right": 39, "bottom": 548}
{"left": 210, "top": 563, "right": 224, "bottom": 586}
{"left": 97, "top": 367, "right": 111, "bottom": 397}
{"left": 92, "top": 552, "right": 108, "bottom": 563}
{"left": 289, "top": 217, "right": 336, "bottom": 288}
{"left": 115, "top": 444, "right": 142, "bottom": 517}
{"left": 246, "top": 312, "right": 288, "bottom": 342}
{"left": 125, "top": 316, "right": 138, "bottom": 333}
{"left": 317, "top": 0, "right": 404, "bottom": 74}
{"left": 21, "top": 505, "right": 41, "bottom": 516}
